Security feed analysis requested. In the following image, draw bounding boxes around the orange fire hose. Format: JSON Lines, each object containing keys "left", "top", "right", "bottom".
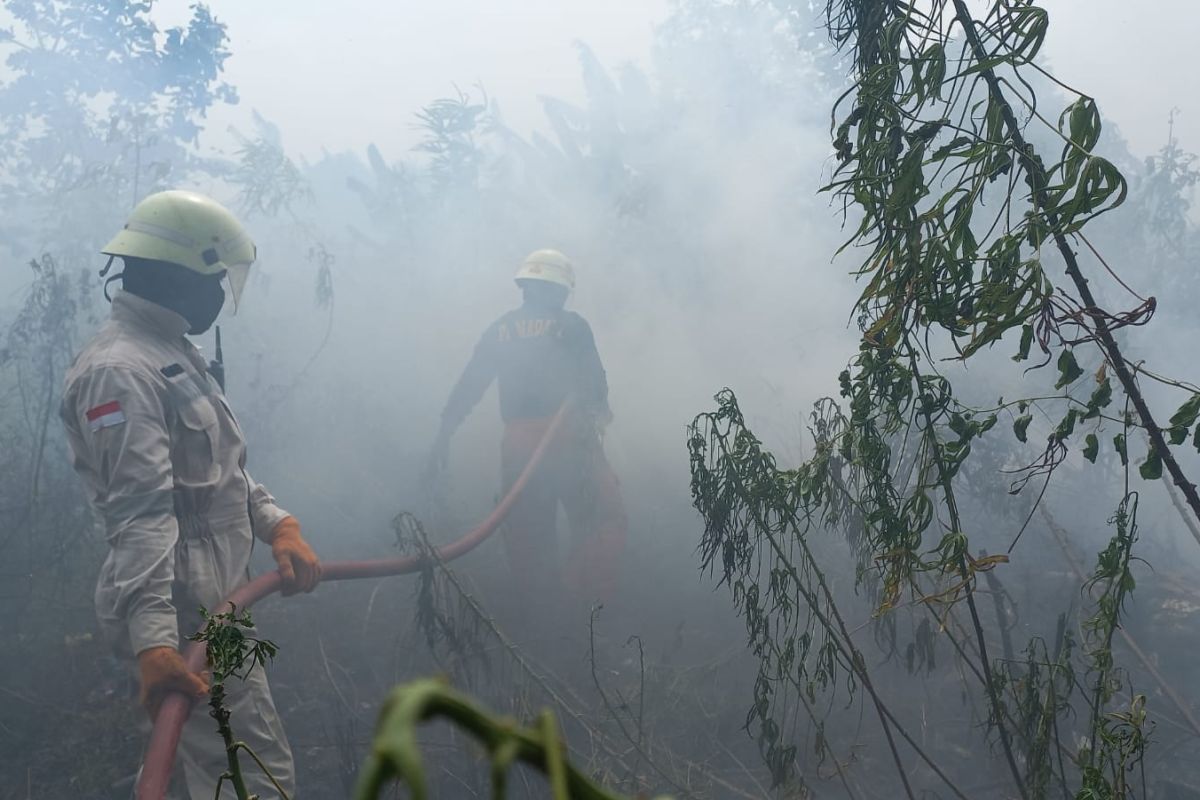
{"left": 135, "top": 403, "right": 569, "bottom": 799}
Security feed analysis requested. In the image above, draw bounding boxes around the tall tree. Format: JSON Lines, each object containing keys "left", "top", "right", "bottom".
{"left": 0, "top": 0, "right": 237, "bottom": 263}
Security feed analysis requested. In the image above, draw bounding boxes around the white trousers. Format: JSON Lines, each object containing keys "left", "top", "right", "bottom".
{"left": 177, "top": 659, "right": 296, "bottom": 799}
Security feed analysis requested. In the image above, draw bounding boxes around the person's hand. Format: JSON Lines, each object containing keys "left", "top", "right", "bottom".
{"left": 137, "top": 646, "right": 209, "bottom": 720}
{"left": 270, "top": 516, "right": 322, "bottom": 596}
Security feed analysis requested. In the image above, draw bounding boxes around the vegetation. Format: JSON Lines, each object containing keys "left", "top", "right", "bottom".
{"left": 2, "top": 1, "right": 1199, "bottom": 798}
{"left": 356, "top": 679, "right": 671, "bottom": 800}
{"left": 190, "top": 608, "right": 290, "bottom": 800}
{"left": 689, "top": 0, "right": 1199, "bottom": 797}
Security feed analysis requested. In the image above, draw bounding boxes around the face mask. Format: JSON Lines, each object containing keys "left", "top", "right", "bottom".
{"left": 118, "top": 259, "right": 229, "bottom": 334}
{"left": 184, "top": 277, "right": 226, "bottom": 335}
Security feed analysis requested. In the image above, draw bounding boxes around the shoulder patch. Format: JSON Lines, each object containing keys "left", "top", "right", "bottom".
{"left": 160, "top": 363, "right": 184, "bottom": 378}
{"left": 86, "top": 401, "right": 126, "bottom": 432}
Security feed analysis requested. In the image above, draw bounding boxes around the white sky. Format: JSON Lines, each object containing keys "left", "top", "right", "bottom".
{"left": 148, "top": 0, "right": 1199, "bottom": 162}
{"left": 154, "top": 0, "right": 670, "bottom": 160}
{"left": 0, "top": 1, "right": 1185, "bottom": 161}
{"left": 1040, "top": 0, "right": 1197, "bottom": 156}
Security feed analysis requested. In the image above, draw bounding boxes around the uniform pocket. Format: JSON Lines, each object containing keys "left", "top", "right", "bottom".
{"left": 173, "top": 397, "right": 220, "bottom": 484}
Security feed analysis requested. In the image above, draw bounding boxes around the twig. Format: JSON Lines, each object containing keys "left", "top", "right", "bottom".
{"left": 233, "top": 742, "right": 293, "bottom": 799}
{"left": 209, "top": 685, "right": 251, "bottom": 800}
{"left": 417, "top": 522, "right": 760, "bottom": 799}
{"left": 1043, "top": 504, "right": 1200, "bottom": 739}
{"left": 588, "top": 608, "right": 697, "bottom": 798}
{"left": 1153, "top": 440, "right": 1200, "bottom": 549}
{"left": 317, "top": 631, "right": 358, "bottom": 719}
{"left": 981, "top": 550, "right": 1017, "bottom": 664}
{"left": 625, "top": 634, "right": 646, "bottom": 783}
{"left": 907, "top": 348, "right": 1028, "bottom": 800}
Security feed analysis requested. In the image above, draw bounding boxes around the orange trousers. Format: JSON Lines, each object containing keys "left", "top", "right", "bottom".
{"left": 501, "top": 418, "right": 628, "bottom": 605}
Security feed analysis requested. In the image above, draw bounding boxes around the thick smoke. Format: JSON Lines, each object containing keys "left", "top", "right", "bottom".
{"left": 3, "top": 1, "right": 1200, "bottom": 797}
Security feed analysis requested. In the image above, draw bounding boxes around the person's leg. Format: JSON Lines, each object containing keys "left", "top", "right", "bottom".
{"left": 501, "top": 419, "right": 566, "bottom": 605}
{"left": 562, "top": 441, "right": 628, "bottom": 606}
{"left": 178, "top": 659, "right": 295, "bottom": 799}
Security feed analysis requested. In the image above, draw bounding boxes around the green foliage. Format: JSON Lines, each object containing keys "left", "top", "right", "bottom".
{"left": 1056, "top": 351, "right": 1086, "bottom": 390}
{"left": 190, "top": 606, "right": 278, "bottom": 685}
{"left": 1075, "top": 496, "right": 1151, "bottom": 799}
{"left": 190, "top": 607, "right": 289, "bottom": 800}
{"left": 355, "top": 679, "right": 671, "bottom": 800}
{"left": 0, "top": 252, "right": 99, "bottom": 785}
{"left": 232, "top": 113, "right": 313, "bottom": 218}
{"left": 689, "top": 0, "right": 1199, "bottom": 795}
{"left": 1125, "top": 113, "right": 1200, "bottom": 302}
{"left": 0, "top": 0, "right": 236, "bottom": 143}
{"left": 1075, "top": 696, "right": 1152, "bottom": 800}
{"left": 413, "top": 86, "right": 491, "bottom": 194}
{"left": 0, "top": 0, "right": 239, "bottom": 259}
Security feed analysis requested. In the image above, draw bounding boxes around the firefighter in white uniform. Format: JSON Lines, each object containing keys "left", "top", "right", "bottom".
{"left": 60, "top": 190, "right": 320, "bottom": 797}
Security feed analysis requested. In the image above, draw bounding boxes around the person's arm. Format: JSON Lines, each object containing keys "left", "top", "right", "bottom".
{"left": 245, "top": 472, "right": 320, "bottom": 595}
{"left": 431, "top": 327, "right": 498, "bottom": 467}
{"left": 246, "top": 476, "right": 290, "bottom": 544}
{"left": 441, "top": 327, "right": 499, "bottom": 435}
{"left": 568, "top": 315, "right": 611, "bottom": 423}
{"left": 66, "top": 365, "right": 180, "bottom": 655}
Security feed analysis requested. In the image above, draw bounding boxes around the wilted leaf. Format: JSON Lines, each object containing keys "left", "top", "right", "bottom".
{"left": 1139, "top": 447, "right": 1163, "bottom": 481}
{"left": 1013, "top": 323, "right": 1034, "bottom": 362}
{"left": 1013, "top": 414, "right": 1033, "bottom": 443}
{"left": 1083, "top": 433, "right": 1098, "bottom": 463}
{"left": 1113, "top": 433, "right": 1128, "bottom": 466}
{"left": 1055, "top": 349, "right": 1085, "bottom": 389}
{"left": 1168, "top": 393, "right": 1200, "bottom": 429}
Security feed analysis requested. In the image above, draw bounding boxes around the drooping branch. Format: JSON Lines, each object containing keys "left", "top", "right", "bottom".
{"left": 949, "top": 0, "right": 1200, "bottom": 527}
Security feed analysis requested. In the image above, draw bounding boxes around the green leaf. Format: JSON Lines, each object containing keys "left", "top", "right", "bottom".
{"left": 962, "top": 54, "right": 1012, "bottom": 77}
{"left": 1062, "top": 97, "right": 1102, "bottom": 153}
{"left": 948, "top": 412, "right": 969, "bottom": 437}
{"left": 1013, "top": 323, "right": 1034, "bottom": 362}
{"left": 1013, "top": 414, "right": 1033, "bottom": 443}
{"left": 1054, "top": 409, "right": 1079, "bottom": 441}
{"left": 1139, "top": 447, "right": 1163, "bottom": 480}
{"left": 1168, "top": 393, "right": 1200, "bottom": 428}
{"left": 1083, "top": 378, "right": 1112, "bottom": 419}
{"left": 931, "top": 136, "right": 974, "bottom": 162}
{"left": 1083, "top": 433, "right": 1099, "bottom": 463}
{"left": 1169, "top": 426, "right": 1188, "bottom": 445}
{"left": 1055, "top": 349, "right": 1085, "bottom": 389}
{"left": 1009, "top": 7, "right": 1049, "bottom": 63}
{"left": 1113, "top": 433, "right": 1128, "bottom": 466}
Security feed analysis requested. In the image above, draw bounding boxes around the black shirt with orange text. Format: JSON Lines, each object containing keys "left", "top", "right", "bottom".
{"left": 441, "top": 303, "right": 609, "bottom": 427}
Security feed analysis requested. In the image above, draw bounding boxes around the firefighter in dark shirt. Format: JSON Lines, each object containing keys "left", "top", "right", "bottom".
{"left": 429, "top": 249, "right": 627, "bottom": 606}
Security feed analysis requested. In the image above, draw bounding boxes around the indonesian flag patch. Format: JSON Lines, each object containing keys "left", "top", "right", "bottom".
{"left": 86, "top": 401, "right": 126, "bottom": 432}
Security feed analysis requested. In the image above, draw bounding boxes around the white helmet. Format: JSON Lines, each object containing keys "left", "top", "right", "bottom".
{"left": 514, "top": 249, "right": 575, "bottom": 291}
{"left": 102, "top": 190, "right": 256, "bottom": 309}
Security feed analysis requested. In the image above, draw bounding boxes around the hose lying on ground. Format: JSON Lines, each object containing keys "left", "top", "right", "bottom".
{"left": 136, "top": 403, "right": 569, "bottom": 800}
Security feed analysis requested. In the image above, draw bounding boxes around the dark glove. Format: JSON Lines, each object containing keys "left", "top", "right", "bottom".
{"left": 269, "top": 516, "right": 322, "bottom": 596}
{"left": 138, "top": 646, "right": 209, "bottom": 720}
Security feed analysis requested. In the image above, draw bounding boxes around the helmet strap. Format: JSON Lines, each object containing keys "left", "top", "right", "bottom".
{"left": 103, "top": 271, "right": 124, "bottom": 302}
{"left": 100, "top": 255, "right": 122, "bottom": 301}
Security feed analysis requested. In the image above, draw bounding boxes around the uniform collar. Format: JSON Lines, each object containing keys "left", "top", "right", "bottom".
{"left": 111, "top": 290, "right": 191, "bottom": 340}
